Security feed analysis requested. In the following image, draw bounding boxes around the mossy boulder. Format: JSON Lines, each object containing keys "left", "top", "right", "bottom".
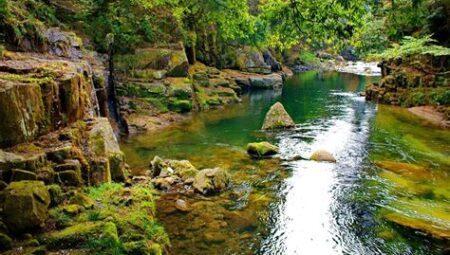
{"left": 3, "top": 181, "right": 50, "bottom": 233}
{"left": 193, "top": 168, "right": 230, "bottom": 195}
{"left": 310, "top": 150, "right": 336, "bottom": 162}
{"left": 262, "top": 102, "right": 295, "bottom": 130}
{"left": 247, "top": 142, "right": 279, "bottom": 158}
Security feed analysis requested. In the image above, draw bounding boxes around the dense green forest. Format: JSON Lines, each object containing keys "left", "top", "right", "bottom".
{"left": 1, "top": 0, "right": 449, "bottom": 59}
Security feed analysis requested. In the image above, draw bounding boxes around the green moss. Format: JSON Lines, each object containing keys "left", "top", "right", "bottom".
{"left": 168, "top": 99, "right": 192, "bottom": 113}
{"left": 42, "top": 222, "right": 112, "bottom": 249}
{"left": 0, "top": 73, "right": 54, "bottom": 85}
{"left": 144, "top": 98, "right": 169, "bottom": 113}
{"left": 48, "top": 207, "right": 73, "bottom": 229}
{"left": 87, "top": 183, "right": 124, "bottom": 200}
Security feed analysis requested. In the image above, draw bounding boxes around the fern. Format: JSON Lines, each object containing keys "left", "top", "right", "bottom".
{"left": 372, "top": 35, "right": 450, "bottom": 60}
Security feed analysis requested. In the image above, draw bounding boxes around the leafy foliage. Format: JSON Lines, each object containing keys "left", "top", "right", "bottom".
{"left": 373, "top": 35, "right": 450, "bottom": 60}
{"left": 258, "top": 0, "right": 366, "bottom": 50}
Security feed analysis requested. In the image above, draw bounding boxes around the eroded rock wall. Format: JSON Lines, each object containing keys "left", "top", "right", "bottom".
{"left": 366, "top": 55, "right": 450, "bottom": 117}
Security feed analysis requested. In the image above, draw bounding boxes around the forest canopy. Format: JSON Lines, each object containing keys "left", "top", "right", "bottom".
{"left": 0, "top": 0, "right": 449, "bottom": 58}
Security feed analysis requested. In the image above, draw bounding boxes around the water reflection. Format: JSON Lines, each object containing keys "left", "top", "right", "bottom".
{"left": 260, "top": 90, "right": 377, "bottom": 254}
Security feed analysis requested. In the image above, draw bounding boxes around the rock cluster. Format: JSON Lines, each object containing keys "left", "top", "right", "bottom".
{"left": 148, "top": 156, "right": 230, "bottom": 195}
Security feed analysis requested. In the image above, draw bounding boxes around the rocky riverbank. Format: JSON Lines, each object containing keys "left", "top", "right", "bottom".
{"left": 365, "top": 55, "right": 449, "bottom": 126}
{"left": 114, "top": 44, "right": 293, "bottom": 134}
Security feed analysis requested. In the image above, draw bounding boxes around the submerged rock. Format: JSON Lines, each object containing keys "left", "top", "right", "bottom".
{"left": 310, "top": 150, "right": 336, "bottom": 162}
{"left": 247, "top": 142, "right": 279, "bottom": 158}
{"left": 262, "top": 102, "right": 295, "bottom": 130}
{"left": 193, "top": 168, "right": 230, "bottom": 195}
{"left": 3, "top": 181, "right": 50, "bottom": 233}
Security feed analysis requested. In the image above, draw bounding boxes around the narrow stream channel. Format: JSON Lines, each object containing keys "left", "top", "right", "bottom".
{"left": 121, "top": 71, "right": 449, "bottom": 255}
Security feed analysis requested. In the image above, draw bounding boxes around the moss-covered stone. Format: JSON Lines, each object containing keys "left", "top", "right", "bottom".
{"left": 247, "top": 142, "right": 279, "bottom": 158}
{"left": 3, "top": 181, "right": 50, "bottom": 233}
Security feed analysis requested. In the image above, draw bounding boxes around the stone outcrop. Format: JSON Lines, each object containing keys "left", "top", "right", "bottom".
{"left": 0, "top": 117, "right": 127, "bottom": 186}
{"left": 262, "top": 102, "right": 295, "bottom": 130}
{"left": 190, "top": 63, "right": 241, "bottom": 110}
{"left": 366, "top": 55, "right": 449, "bottom": 118}
{"left": 0, "top": 54, "right": 99, "bottom": 147}
{"left": 223, "top": 69, "right": 285, "bottom": 91}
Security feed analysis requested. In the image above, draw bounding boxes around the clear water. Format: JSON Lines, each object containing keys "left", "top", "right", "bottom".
{"left": 121, "top": 71, "right": 449, "bottom": 255}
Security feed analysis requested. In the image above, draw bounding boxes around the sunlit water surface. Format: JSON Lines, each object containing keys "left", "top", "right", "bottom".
{"left": 121, "top": 71, "right": 449, "bottom": 255}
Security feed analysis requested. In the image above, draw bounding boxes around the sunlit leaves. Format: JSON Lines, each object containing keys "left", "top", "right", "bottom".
{"left": 372, "top": 35, "right": 450, "bottom": 60}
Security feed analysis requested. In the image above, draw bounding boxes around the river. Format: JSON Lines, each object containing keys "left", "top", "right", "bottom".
{"left": 121, "top": 71, "right": 449, "bottom": 255}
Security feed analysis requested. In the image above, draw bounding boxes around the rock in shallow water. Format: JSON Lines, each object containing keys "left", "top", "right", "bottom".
{"left": 262, "top": 102, "right": 295, "bottom": 130}
{"left": 246, "top": 142, "right": 279, "bottom": 158}
{"left": 310, "top": 150, "right": 336, "bottom": 162}
{"left": 193, "top": 168, "right": 230, "bottom": 195}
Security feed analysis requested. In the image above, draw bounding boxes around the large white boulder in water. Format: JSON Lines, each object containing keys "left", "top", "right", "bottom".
{"left": 262, "top": 102, "right": 295, "bottom": 130}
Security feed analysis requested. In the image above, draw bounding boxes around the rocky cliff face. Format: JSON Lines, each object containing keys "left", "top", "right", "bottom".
{"left": 0, "top": 28, "right": 127, "bottom": 185}
{"left": 366, "top": 55, "right": 450, "bottom": 118}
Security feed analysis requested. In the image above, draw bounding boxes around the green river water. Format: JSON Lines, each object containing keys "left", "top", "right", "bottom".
{"left": 121, "top": 71, "right": 450, "bottom": 255}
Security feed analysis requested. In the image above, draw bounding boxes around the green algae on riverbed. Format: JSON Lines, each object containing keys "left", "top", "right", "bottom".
{"left": 363, "top": 105, "right": 450, "bottom": 253}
